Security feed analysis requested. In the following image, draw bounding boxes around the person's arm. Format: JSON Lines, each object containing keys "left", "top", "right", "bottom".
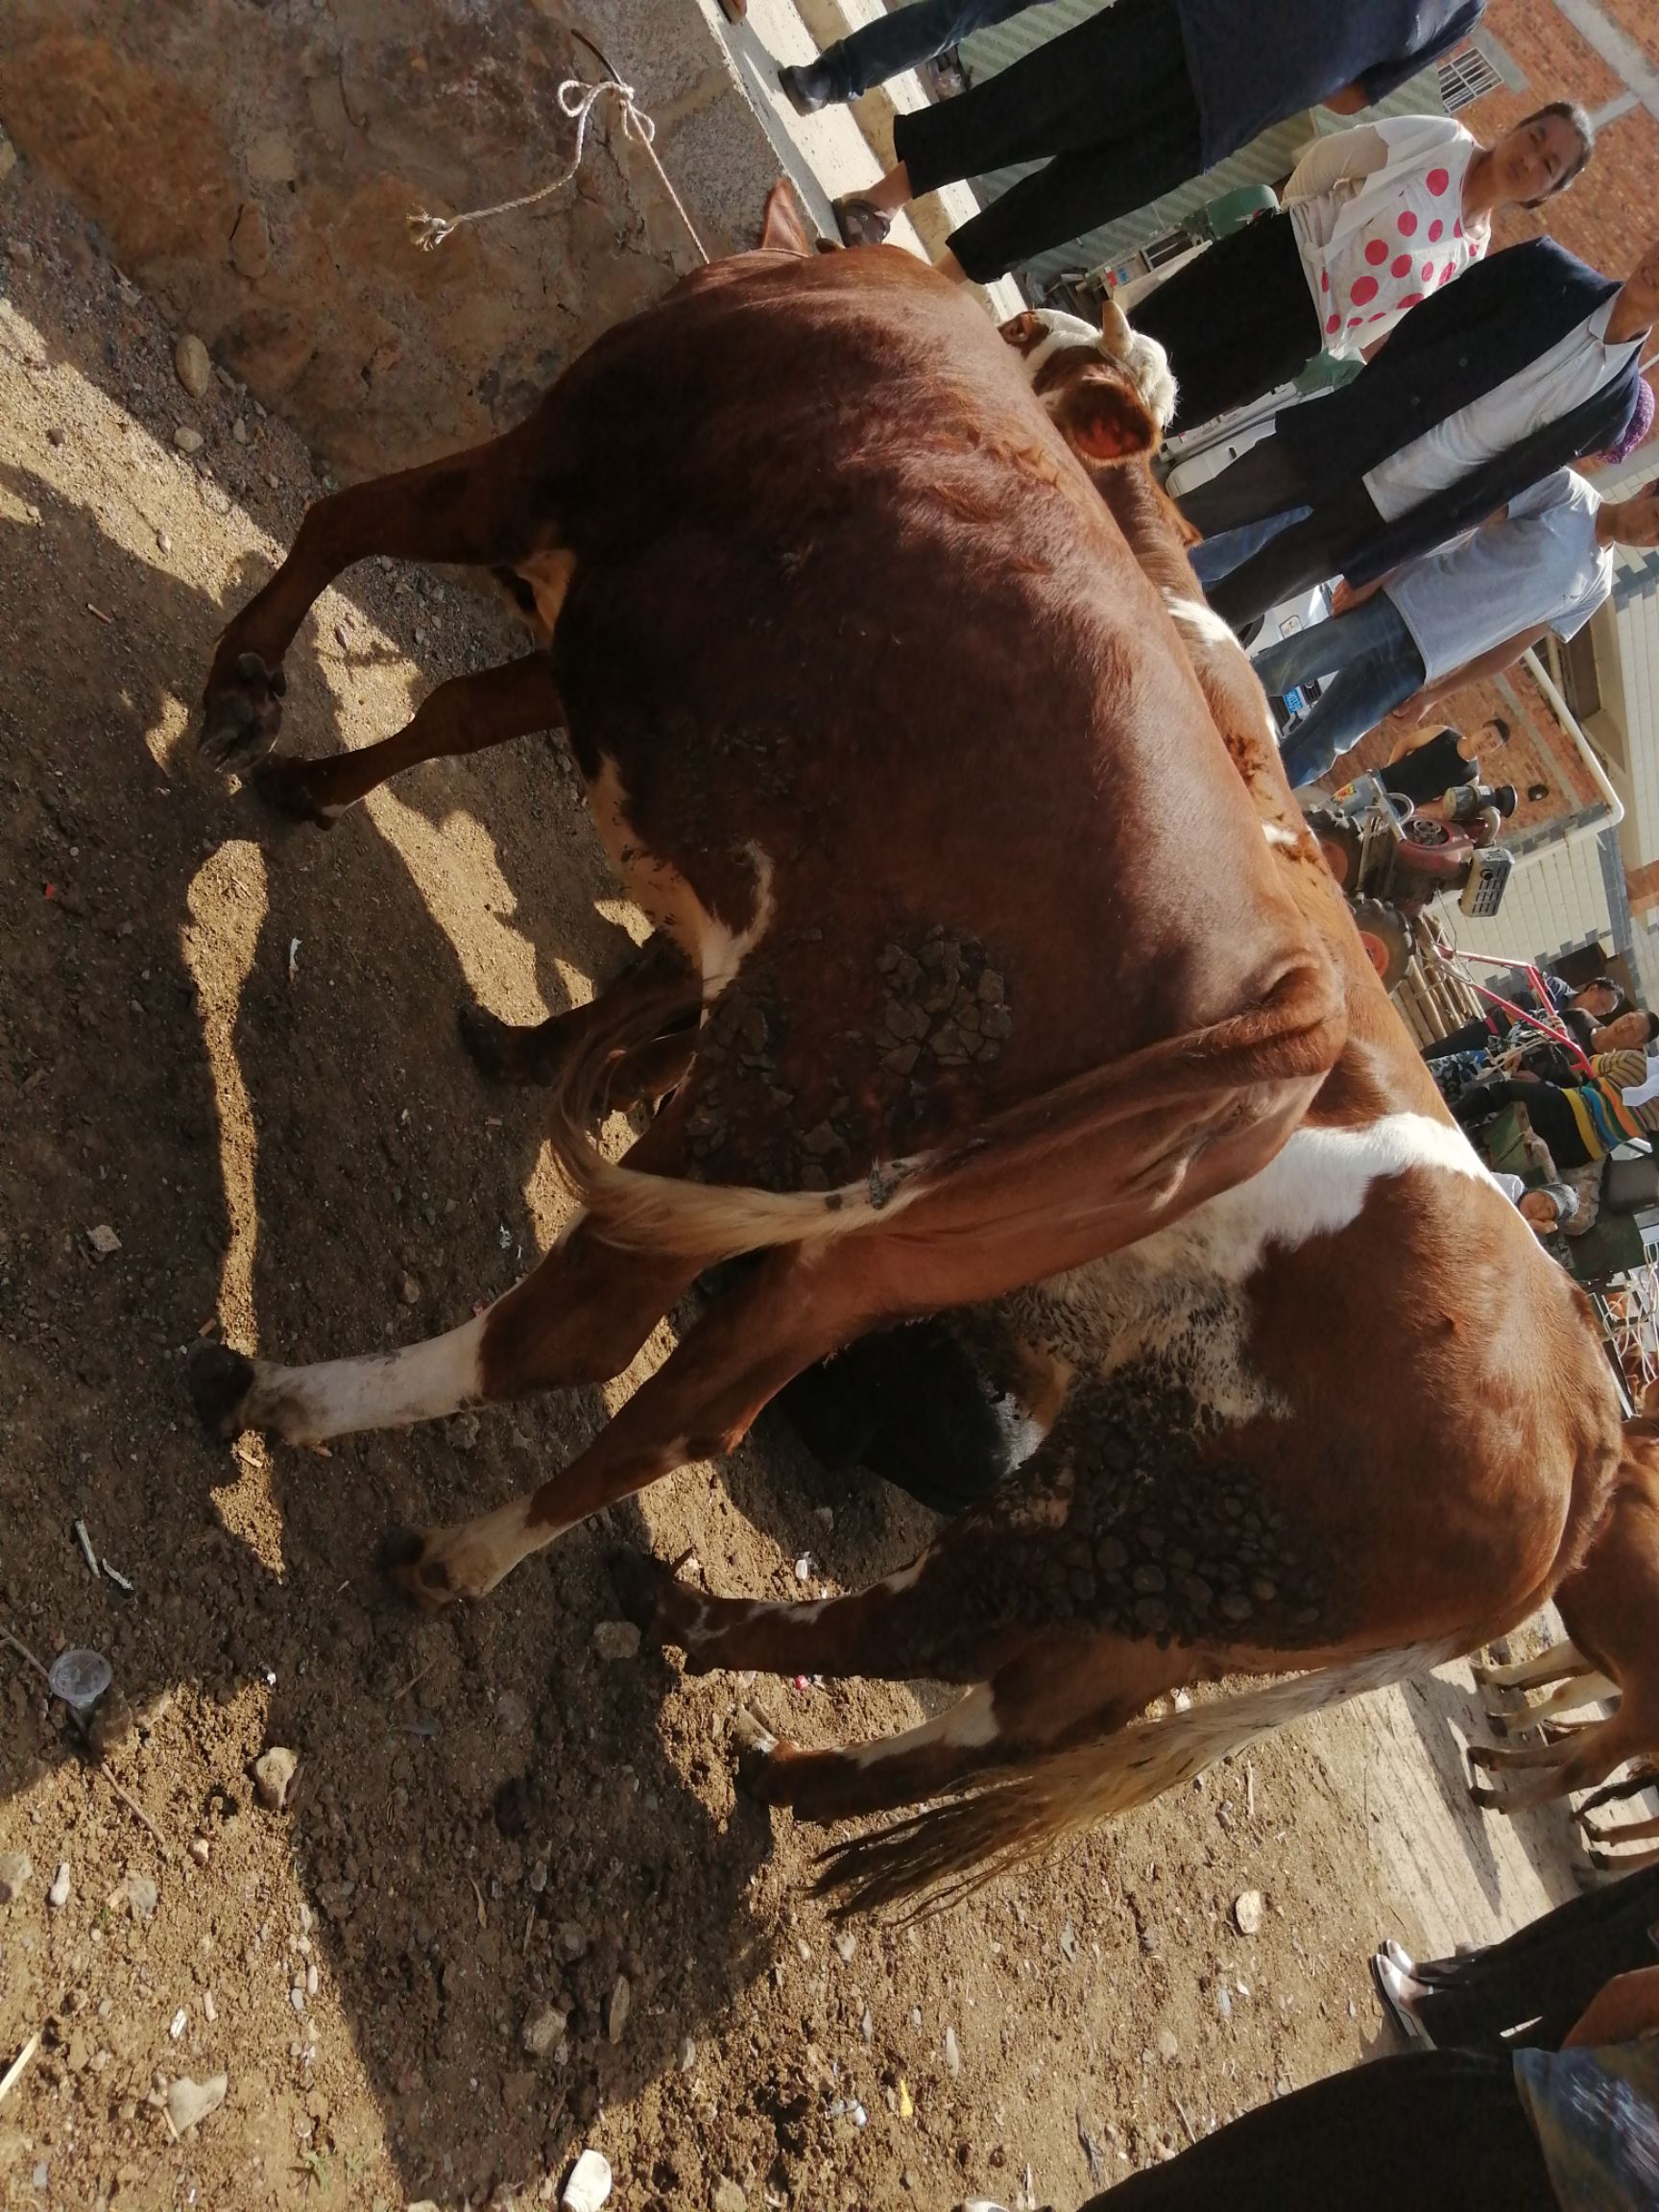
{"left": 1283, "top": 122, "right": 1388, "bottom": 204}
{"left": 1320, "top": 83, "right": 1372, "bottom": 115}
{"left": 1405, "top": 627, "right": 1551, "bottom": 721}
{"left": 1563, "top": 1965, "right": 1659, "bottom": 2049}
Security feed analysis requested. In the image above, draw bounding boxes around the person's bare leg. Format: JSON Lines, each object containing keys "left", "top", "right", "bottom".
{"left": 861, "top": 161, "right": 914, "bottom": 215}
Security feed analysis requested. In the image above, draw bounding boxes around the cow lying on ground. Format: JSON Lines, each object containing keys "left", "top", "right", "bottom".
{"left": 187, "top": 189, "right": 1630, "bottom": 1911}
{"left": 1468, "top": 1425, "right": 1659, "bottom": 1854}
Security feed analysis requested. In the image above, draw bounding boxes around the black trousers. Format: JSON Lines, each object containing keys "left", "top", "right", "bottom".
{"left": 1130, "top": 212, "right": 1322, "bottom": 437}
{"left": 1453, "top": 1076, "right": 1593, "bottom": 1171}
{"left": 1424, "top": 1015, "right": 1503, "bottom": 1061}
{"left": 1177, "top": 446, "right": 1384, "bottom": 629}
{"left": 1078, "top": 2053, "right": 1555, "bottom": 2210}
{"left": 1407, "top": 1862, "right": 1659, "bottom": 2054}
{"left": 892, "top": 0, "right": 1202, "bottom": 282}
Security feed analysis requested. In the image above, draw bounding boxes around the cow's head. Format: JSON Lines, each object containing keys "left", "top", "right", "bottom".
{"left": 999, "top": 299, "right": 1176, "bottom": 466}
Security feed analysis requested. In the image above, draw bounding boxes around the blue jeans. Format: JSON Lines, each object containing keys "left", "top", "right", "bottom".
{"left": 810, "top": 0, "right": 1046, "bottom": 102}
{"left": 1251, "top": 594, "right": 1427, "bottom": 789}
{"left": 1189, "top": 506, "right": 1309, "bottom": 587}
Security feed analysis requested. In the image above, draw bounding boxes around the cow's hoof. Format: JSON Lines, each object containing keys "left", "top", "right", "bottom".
{"left": 607, "top": 1547, "right": 676, "bottom": 1641}
{"left": 1483, "top": 1711, "right": 1511, "bottom": 1738}
{"left": 200, "top": 651, "right": 287, "bottom": 775}
{"left": 732, "top": 1704, "right": 784, "bottom": 1798}
{"left": 249, "top": 754, "right": 337, "bottom": 830}
{"left": 380, "top": 1526, "right": 468, "bottom": 1612}
{"left": 1468, "top": 1782, "right": 1499, "bottom": 1810}
{"left": 457, "top": 1002, "right": 559, "bottom": 1086}
{"left": 1465, "top": 1743, "right": 1498, "bottom": 1771}
{"left": 186, "top": 1340, "right": 257, "bottom": 1438}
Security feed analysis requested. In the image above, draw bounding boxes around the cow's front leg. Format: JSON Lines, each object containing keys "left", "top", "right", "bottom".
{"left": 251, "top": 654, "right": 565, "bottom": 826}
{"left": 201, "top": 418, "right": 551, "bottom": 773}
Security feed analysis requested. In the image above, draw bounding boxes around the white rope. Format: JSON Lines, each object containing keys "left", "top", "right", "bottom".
{"left": 408, "top": 76, "right": 709, "bottom": 265}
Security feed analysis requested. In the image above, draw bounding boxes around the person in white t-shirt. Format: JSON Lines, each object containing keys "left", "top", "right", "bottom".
{"left": 1132, "top": 102, "right": 1591, "bottom": 434}
{"left": 1251, "top": 471, "right": 1659, "bottom": 787}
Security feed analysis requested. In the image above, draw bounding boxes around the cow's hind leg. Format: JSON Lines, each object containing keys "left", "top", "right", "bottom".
{"left": 202, "top": 420, "right": 553, "bottom": 771}
{"left": 252, "top": 653, "right": 565, "bottom": 826}
{"left": 460, "top": 934, "right": 697, "bottom": 1094}
{"left": 1472, "top": 1637, "right": 1587, "bottom": 1693}
{"left": 613, "top": 1549, "right": 1174, "bottom": 1823}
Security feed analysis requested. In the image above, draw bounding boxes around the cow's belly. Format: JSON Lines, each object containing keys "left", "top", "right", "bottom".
{"left": 999, "top": 1110, "right": 1499, "bottom": 1431}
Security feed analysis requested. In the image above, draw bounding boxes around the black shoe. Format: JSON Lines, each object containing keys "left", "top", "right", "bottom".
{"left": 779, "top": 62, "right": 834, "bottom": 115}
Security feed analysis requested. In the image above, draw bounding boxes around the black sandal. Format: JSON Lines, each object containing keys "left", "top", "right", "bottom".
{"left": 832, "top": 195, "right": 893, "bottom": 249}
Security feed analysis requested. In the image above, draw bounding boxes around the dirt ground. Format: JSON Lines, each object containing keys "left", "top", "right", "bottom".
{"left": 0, "top": 162, "right": 1610, "bottom": 2212}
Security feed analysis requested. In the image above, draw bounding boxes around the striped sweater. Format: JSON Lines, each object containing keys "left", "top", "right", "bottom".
{"left": 1563, "top": 1050, "right": 1659, "bottom": 1163}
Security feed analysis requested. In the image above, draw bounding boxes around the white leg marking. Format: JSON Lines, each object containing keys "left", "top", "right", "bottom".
{"left": 247, "top": 1312, "right": 485, "bottom": 1444}
{"left": 851, "top": 1684, "right": 999, "bottom": 1767}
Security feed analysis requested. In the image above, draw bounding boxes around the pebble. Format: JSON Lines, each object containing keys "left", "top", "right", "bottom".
{"left": 85, "top": 1222, "right": 121, "bottom": 1256}
{"left": 834, "top": 1932, "right": 856, "bottom": 1963}
{"left": 397, "top": 1270, "right": 422, "bottom": 1306}
{"left": 0, "top": 1850, "right": 33, "bottom": 1903}
{"left": 189, "top": 1838, "right": 210, "bottom": 1866}
{"left": 127, "top": 1872, "right": 158, "bottom": 1922}
{"left": 606, "top": 1973, "right": 631, "bottom": 2043}
{"left": 1058, "top": 1923, "right": 1080, "bottom": 1963}
{"left": 48, "top": 1862, "right": 70, "bottom": 1910}
{"left": 561, "top": 2148, "right": 613, "bottom": 2212}
{"left": 712, "top": 2181, "right": 747, "bottom": 2212}
{"left": 522, "top": 2004, "right": 567, "bottom": 2058}
{"left": 494, "top": 1690, "right": 530, "bottom": 1732}
{"left": 591, "top": 1621, "right": 640, "bottom": 1663}
{"left": 156, "top": 528, "right": 172, "bottom": 555}
{"left": 1234, "top": 1889, "right": 1264, "bottom": 1936}
{"left": 555, "top": 1919, "right": 588, "bottom": 1963}
{"left": 944, "top": 2026, "right": 961, "bottom": 2079}
{"left": 678, "top": 2035, "right": 697, "bottom": 2072}
{"left": 169, "top": 2008, "right": 188, "bottom": 2040}
{"left": 165, "top": 2072, "right": 228, "bottom": 2136}
{"left": 1155, "top": 2028, "right": 1179, "bottom": 2062}
{"left": 173, "top": 332, "right": 211, "bottom": 397}
{"left": 173, "top": 425, "right": 204, "bottom": 455}
{"left": 253, "top": 1745, "right": 299, "bottom": 1811}
{"left": 231, "top": 417, "right": 249, "bottom": 445}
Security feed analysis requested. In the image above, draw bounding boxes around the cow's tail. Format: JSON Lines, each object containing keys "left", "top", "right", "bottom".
{"left": 545, "top": 953, "right": 1343, "bottom": 1267}
{"left": 813, "top": 1640, "right": 1461, "bottom": 1917}
{"left": 542, "top": 972, "right": 938, "bottom": 1257}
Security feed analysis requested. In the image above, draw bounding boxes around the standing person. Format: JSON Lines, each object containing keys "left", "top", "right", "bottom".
{"left": 828, "top": 0, "right": 1485, "bottom": 277}
{"left": 1247, "top": 470, "right": 1659, "bottom": 787}
{"left": 1382, "top": 714, "right": 1509, "bottom": 810}
{"left": 1133, "top": 103, "right": 1590, "bottom": 435}
{"left": 1051, "top": 1966, "right": 1659, "bottom": 2208}
{"left": 1177, "top": 235, "right": 1657, "bottom": 633}
{"left": 1373, "top": 1863, "right": 1659, "bottom": 2055}
{"left": 776, "top": 0, "right": 1053, "bottom": 115}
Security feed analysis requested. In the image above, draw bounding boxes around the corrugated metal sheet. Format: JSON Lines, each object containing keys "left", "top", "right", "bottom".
{"left": 957, "top": 3, "right": 1449, "bottom": 288}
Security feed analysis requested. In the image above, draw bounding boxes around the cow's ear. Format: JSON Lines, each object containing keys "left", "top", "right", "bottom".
{"left": 998, "top": 310, "right": 1046, "bottom": 354}
{"left": 758, "top": 181, "right": 813, "bottom": 258}
{"left": 1055, "top": 367, "right": 1159, "bottom": 462}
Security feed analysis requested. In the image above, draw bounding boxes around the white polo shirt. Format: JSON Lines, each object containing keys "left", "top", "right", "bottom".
{"left": 1383, "top": 469, "right": 1612, "bottom": 686}
{"left": 1364, "top": 297, "right": 1642, "bottom": 523}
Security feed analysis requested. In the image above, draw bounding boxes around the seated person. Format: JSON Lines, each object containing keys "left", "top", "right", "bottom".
{"left": 1492, "top": 1173, "right": 1579, "bottom": 1238}
{"left": 1454, "top": 1018, "right": 1659, "bottom": 1170}
{"left": 1424, "top": 972, "right": 1624, "bottom": 1063}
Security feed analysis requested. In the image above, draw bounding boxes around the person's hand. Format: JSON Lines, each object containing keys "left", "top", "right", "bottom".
{"left": 1564, "top": 1965, "right": 1659, "bottom": 2048}
{"left": 1331, "top": 576, "right": 1383, "bottom": 615}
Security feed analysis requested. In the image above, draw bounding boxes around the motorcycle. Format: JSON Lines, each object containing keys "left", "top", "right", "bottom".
{"left": 1304, "top": 773, "right": 1514, "bottom": 992}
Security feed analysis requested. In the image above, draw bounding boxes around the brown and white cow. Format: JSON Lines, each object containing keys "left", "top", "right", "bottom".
{"left": 187, "top": 189, "right": 1629, "bottom": 1911}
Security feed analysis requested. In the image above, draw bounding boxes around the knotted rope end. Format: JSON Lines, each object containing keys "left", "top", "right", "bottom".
{"left": 408, "top": 209, "right": 463, "bottom": 252}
